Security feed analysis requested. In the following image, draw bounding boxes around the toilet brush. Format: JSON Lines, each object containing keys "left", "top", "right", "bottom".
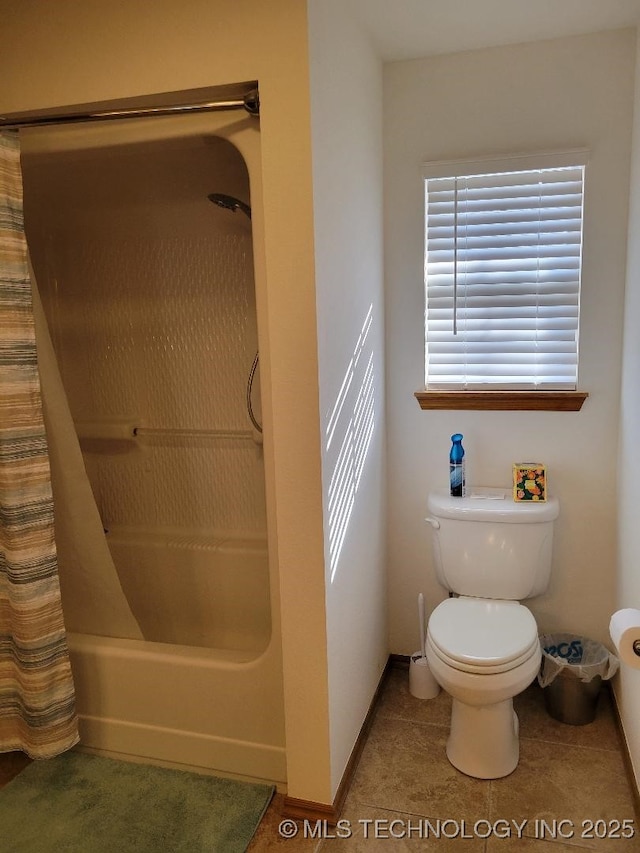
{"left": 409, "top": 592, "right": 440, "bottom": 699}
{"left": 419, "top": 592, "right": 427, "bottom": 660}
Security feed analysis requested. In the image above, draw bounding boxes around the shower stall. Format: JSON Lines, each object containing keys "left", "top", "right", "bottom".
{"left": 19, "top": 105, "right": 286, "bottom": 784}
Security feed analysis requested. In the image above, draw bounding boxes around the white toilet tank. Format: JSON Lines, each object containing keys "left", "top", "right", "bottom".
{"left": 426, "top": 488, "right": 559, "bottom": 600}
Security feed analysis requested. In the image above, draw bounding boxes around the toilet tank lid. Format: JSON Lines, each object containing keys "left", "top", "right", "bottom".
{"left": 427, "top": 488, "right": 559, "bottom": 523}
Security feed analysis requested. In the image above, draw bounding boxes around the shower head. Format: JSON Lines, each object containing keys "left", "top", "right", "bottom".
{"left": 208, "top": 193, "right": 251, "bottom": 220}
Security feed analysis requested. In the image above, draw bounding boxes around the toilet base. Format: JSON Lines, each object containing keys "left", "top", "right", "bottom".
{"left": 447, "top": 697, "right": 519, "bottom": 779}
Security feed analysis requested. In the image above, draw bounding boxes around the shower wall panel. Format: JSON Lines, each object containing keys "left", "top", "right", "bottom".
{"left": 46, "top": 230, "right": 265, "bottom": 536}
{"left": 24, "top": 135, "right": 269, "bottom": 647}
{"left": 25, "top": 137, "right": 265, "bottom": 538}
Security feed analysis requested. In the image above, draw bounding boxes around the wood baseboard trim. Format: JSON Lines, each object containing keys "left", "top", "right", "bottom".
{"left": 282, "top": 656, "right": 392, "bottom": 824}
{"left": 280, "top": 796, "right": 338, "bottom": 823}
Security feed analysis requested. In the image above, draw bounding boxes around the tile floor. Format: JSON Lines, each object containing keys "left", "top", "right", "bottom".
{"left": 248, "top": 664, "right": 639, "bottom": 851}
{"left": 1, "top": 663, "right": 638, "bottom": 852}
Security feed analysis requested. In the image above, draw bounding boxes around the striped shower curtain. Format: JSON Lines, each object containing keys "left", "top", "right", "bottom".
{"left": 0, "top": 132, "right": 79, "bottom": 758}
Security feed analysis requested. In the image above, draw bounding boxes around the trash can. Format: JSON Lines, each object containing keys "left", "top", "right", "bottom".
{"left": 538, "top": 633, "right": 619, "bottom": 726}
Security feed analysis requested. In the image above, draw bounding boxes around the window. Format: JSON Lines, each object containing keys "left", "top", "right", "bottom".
{"left": 423, "top": 152, "right": 586, "bottom": 396}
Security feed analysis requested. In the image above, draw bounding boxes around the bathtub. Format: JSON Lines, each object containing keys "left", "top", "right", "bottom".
{"left": 68, "top": 630, "right": 286, "bottom": 783}
{"left": 66, "top": 528, "right": 285, "bottom": 783}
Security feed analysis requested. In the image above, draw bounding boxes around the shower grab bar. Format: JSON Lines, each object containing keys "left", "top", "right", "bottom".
{"left": 133, "top": 426, "right": 254, "bottom": 441}
{"left": 75, "top": 421, "right": 137, "bottom": 442}
{"left": 75, "top": 423, "right": 254, "bottom": 442}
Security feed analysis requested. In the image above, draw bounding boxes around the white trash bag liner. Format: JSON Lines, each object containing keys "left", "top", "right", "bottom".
{"left": 538, "top": 633, "right": 619, "bottom": 688}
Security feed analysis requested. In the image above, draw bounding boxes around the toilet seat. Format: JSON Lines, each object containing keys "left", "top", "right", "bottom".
{"left": 427, "top": 597, "right": 539, "bottom": 675}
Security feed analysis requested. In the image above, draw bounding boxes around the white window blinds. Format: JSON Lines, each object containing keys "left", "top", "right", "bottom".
{"left": 424, "top": 154, "right": 585, "bottom": 390}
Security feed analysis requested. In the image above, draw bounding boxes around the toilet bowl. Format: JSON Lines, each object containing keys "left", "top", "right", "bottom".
{"left": 426, "top": 596, "right": 541, "bottom": 779}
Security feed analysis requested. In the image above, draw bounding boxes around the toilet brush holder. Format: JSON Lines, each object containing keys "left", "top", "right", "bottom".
{"left": 409, "top": 652, "right": 440, "bottom": 699}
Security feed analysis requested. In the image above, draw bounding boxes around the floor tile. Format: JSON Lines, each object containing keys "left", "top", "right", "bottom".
{"left": 490, "top": 737, "right": 637, "bottom": 851}
{"left": 348, "top": 714, "right": 490, "bottom": 821}
{"left": 486, "top": 836, "right": 594, "bottom": 852}
{"left": 246, "top": 793, "right": 322, "bottom": 852}
{"left": 515, "top": 682, "right": 622, "bottom": 753}
{"left": 318, "top": 799, "right": 485, "bottom": 850}
{"left": 375, "top": 666, "right": 452, "bottom": 729}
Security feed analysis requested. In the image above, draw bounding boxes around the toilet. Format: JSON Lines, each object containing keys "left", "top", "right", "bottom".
{"left": 424, "top": 487, "right": 559, "bottom": 779}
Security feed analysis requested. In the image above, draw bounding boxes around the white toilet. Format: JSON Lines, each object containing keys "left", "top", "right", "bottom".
{"left": 424, "top": 488, "right": 559, "bottom": 779}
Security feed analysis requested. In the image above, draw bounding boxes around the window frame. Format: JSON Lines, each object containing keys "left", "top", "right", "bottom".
{"left": 418, "top": 150, "right": 589, "bottom": 412}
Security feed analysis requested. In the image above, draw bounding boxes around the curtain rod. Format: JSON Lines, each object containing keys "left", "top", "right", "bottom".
{"left": 0, "top": 88, "right": 259, "bottom": 130}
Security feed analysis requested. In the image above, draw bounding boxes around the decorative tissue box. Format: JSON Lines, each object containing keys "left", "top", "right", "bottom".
{"left": 513, "top": 463, "right": 547, "bottom": 502}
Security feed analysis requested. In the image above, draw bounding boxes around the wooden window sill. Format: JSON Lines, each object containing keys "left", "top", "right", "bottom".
{"left": 414, "top": 390, "right": 588, "bottom": 411}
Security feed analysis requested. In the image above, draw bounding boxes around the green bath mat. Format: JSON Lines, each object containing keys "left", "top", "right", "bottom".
{"left": 0, "top": 751, "right": 274, "bottom": 852}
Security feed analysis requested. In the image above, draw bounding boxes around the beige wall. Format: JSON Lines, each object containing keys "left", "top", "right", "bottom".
{"left": 384, "top": 30, "right": 635, "bottom": 653}
{"left": 308, "top": 0, "right": 388, "bottom": 796}
{"left": 617, "top": 27, "right": 640, "bottom": 793}
{"left": 1, "top": 0, "right": 334, "bottom": 803}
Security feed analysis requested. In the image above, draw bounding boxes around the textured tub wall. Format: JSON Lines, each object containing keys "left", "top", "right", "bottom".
{"left": 24, "top": 137, "right": 267, "bottom": 540}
